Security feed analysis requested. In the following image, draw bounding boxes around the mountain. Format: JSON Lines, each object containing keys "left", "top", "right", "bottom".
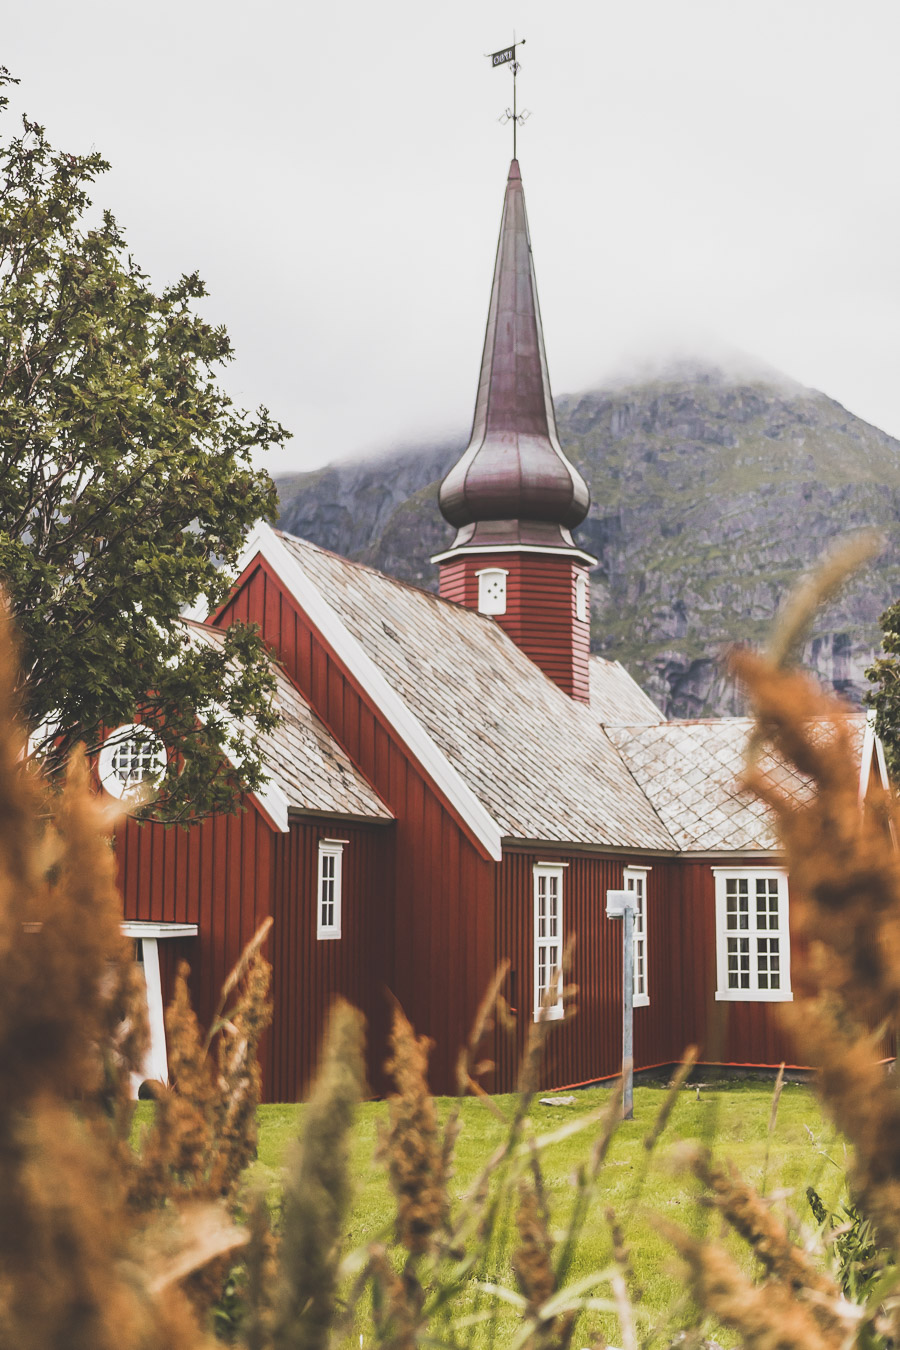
{"left": 275, "top": 363, "right": 900, "bottom": 718}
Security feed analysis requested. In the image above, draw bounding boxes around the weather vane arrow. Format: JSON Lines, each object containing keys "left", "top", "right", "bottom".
{"left": 485, "top": 37, "right": 530, "bottom": 158}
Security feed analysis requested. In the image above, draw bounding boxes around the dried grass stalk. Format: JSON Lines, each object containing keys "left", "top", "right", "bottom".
{"left": 0, "top": 597, "right": 216, "bottom": 1349}
{"left": 688, "top": 1147, "right": 842, "bottom": 1337}
{"left": 662, "top": 1222, "right": 844, "bottom": 1350}
{"left": 382, "top": 1001, "right": 449, "bottom": 1256}
{"left": 512, "top": 1179, "right": 575, "bottom": 1350}
{"left": 271, "top": 997, "right": 365, "bottom": 1350}
{"left": 732, "top": 641, "right": 900, "bottom": 1249}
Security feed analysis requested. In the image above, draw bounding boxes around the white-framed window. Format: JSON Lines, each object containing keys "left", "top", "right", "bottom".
{"left": 624, "top": 866, "right": 650, "bottom": 1007}
{"left": 713, "top": 869, "right": 792, "bottom": 1002}
{"left": 317, "top": 839, "right": 347, "bottom": 940}
{"left": 477, "top": 567, "right": 508, "bottom": 616}
{"left": 98, "top": 723, "right": 167, "bottom": 801}
{"left": 575, "top": 571, "right": 590, "bottom": 623}
{"left": 533, "top": 863, "right": 565, "bottom": 1020}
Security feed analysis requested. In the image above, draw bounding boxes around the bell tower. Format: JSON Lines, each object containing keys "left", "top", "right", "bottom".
{"left": 433, "top": 160, "right": 595, "bottom": 703}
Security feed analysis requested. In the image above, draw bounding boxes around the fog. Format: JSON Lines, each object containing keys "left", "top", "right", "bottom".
{"left": 4, "top": 1, "right": 899, "bottom": 473}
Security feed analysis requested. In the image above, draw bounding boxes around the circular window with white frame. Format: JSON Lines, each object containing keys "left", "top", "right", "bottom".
{"left": 98, "top": 724, "right": 167, "bottom": 801}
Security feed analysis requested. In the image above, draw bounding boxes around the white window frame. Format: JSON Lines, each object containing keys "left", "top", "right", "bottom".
{"left": 575, "top": 571, "right": 590, "bottom": 623}
{"left": 317, "top": 839, "right": 347, "bottom": 940}
{"left": 98, "top": 723, "right": 167, "bottom": 801}
{"left": 476, "top": 567, "right": 509, "bottom": 616}
{"left": 713, "top": 868, "right": 793, "bottom": 1002}
{"left": 533, "top": 863, "right": 565, "bottom": 1021}
{"left": 624, "top": 866, "right": 650, "bottom": 1008}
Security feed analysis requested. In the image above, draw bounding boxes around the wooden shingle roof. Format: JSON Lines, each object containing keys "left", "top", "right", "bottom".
{"left": 188, "top": 622, "right": 392, "bottom": 823}
{"left": 589, "top": 656, "right": 665, "bottom": 726}
{"left": 606, "top": 716, "right": 867, "bottom": 853}
{"left": 278, "top": 533, "right": 673, "bottom": 851}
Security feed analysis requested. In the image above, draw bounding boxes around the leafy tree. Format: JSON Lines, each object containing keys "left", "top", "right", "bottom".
{"left": 0, "top": 70, "right": 288, "bottom": 821}
{"left": 866, "top": 601, "right": 900, "bottom": 781}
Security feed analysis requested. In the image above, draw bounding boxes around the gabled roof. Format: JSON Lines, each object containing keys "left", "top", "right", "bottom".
{"left": 273, "top": 529, "right": 673, "bottom": 852}
{"left": 186, "top": 622, "right": 392, "bottom": 826}
{"left": 606, "top": 716, "right": 869, "bottom": 854}
{"left": 589, "top": 656, "right": 666, "bottom": 726}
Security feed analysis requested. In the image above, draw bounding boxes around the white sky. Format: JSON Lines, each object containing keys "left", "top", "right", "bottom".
{"left": 5, "top": 2, "right": 900, "bottom": 474}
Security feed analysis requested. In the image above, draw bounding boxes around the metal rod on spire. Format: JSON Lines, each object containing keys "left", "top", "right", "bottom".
{"left": 487, "top": 37, "right": 530, "bottom": 158}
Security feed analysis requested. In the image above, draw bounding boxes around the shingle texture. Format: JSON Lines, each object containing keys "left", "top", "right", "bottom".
{"left": 187, "top": 622, "right": 391, "bottom": 821}
{"left": 278, "top": 533, "right": 673, "bottom": 850}
{"left": 606, "top": 717, "right": 866, "bottom": 853}
{"left": 589, "top": 657, "right": 665, "bottom": 725}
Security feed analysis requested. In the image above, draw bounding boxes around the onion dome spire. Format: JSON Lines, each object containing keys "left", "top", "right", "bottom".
{"left": 439, "top": 159, "right": 590, "bottom": 552}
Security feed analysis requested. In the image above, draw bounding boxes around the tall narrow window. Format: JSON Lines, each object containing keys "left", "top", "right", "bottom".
{"left": 624, "top": 866, "right": 650, "bottom": 1007}
{"left": 476, "top": 567, "right": 508, "bottom": 616}
{"left": 533, "top": 864, "right": 565, "bottom": 1020}
{"left": 317, "top": 840, "right": 346, "bottom": 940}
{"left": 713, "top": 869, "right": 792, "bottom": 1001}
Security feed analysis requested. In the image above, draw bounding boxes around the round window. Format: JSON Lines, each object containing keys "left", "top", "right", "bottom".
{"left": 98, "top": 724, "right": 167, "bottom": 801}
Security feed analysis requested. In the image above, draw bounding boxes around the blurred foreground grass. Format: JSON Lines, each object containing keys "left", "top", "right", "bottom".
{"left": 136, "top": 1077, "right": 841, "bottom": 1340}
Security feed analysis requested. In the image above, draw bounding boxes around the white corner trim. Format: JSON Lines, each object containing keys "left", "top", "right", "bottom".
{"left": 207, "top": 694, "right": 291, "bottom": 834}
{"left": 221, "top": 522, "right": 504, "bottom": 861}
{"left": 860, "top": 716, "right": 876, "bottom": 806}
{"left": 251, "top": 776, "right": 291, "bottom": 833}
{"left": 875, "top": 733, "right": 891, "bottom": 793}
{"left": 860, "top": 712, "right": 892, "bottom": 803}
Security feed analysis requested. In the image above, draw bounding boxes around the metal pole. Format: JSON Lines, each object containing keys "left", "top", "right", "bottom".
{"left": 622, "top": 902, "right": 634, "bottom": 1120}
{"left": 512, "top": 61, "right": 517, "bottom": 159}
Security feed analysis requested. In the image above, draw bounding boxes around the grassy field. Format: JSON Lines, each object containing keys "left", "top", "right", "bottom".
{"left": 166, "top": 1077, "right": 843, "bottom": 1345}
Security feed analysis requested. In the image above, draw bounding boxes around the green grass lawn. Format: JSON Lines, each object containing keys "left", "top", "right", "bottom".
{"left": 203, "top": 1078, "right": 842, "bottom": 1346}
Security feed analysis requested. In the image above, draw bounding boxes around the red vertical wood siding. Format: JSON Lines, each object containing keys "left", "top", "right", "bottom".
{"left": 270, "top": 818, "right": 394, "bottom": 1101}
{"left": 671, "top": 858, "right": 802, "bottom": 1068}
{"left": 119, "top": 804, "right": 394, "bottom": 1101}
{"left": 437, "top": 553, "right": 590, "bottom": 702}
{"left": 215, "top": 560, "right": 497, "bottom": 1094}
{"left": 492, "top": 850, "right": 688, "bottom": 1091}
{"left": 118, "top": 801, "right": 278, "bottom": 1094}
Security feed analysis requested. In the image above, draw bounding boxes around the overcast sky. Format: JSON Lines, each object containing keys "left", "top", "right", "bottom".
{"left": 5, "top": 2, "right": 900, "bottom": 475}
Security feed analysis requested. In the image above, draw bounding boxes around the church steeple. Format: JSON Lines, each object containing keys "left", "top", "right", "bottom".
{"left": 438, "top": 159, "right": 590, "bottom": 550}
{"left": 434, "top": 160, "right": 595, "bottom": 704}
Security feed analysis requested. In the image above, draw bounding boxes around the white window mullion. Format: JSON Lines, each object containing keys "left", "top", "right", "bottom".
{"left": 713, "top": 868, "right": 792, "bottom": 1002}
{"left": 533, "top": 864, "right": 565, "bottom": 1021}
{"left": 624, "top": 866, "right": 651, "bottom": 1008}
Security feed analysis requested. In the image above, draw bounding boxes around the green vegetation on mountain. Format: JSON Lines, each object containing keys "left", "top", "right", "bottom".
{"left": 277, "top": 363, "right": 900, "bottom": 716}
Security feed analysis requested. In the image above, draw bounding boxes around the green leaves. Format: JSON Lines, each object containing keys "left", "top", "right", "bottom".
{"left": 0, "top": 71, "right": 289, "bottom": 821}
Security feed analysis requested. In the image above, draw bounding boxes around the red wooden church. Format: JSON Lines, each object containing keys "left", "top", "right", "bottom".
{"left": 110, "top": 159, "right": 888, "bottom": 1100}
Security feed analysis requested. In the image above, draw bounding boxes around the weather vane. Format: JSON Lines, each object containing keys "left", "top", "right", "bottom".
{"left": 486, "top": 37, "right": 530, "bottom": 159}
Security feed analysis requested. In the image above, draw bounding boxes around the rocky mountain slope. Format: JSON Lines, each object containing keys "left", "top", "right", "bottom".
{"left": 276, "top": 364, "right": 900, "bottom": 717}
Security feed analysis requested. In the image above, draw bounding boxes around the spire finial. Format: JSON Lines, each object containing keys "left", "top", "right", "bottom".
{"left": 486, "top": 37, "right": 530, "bottom": 159}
